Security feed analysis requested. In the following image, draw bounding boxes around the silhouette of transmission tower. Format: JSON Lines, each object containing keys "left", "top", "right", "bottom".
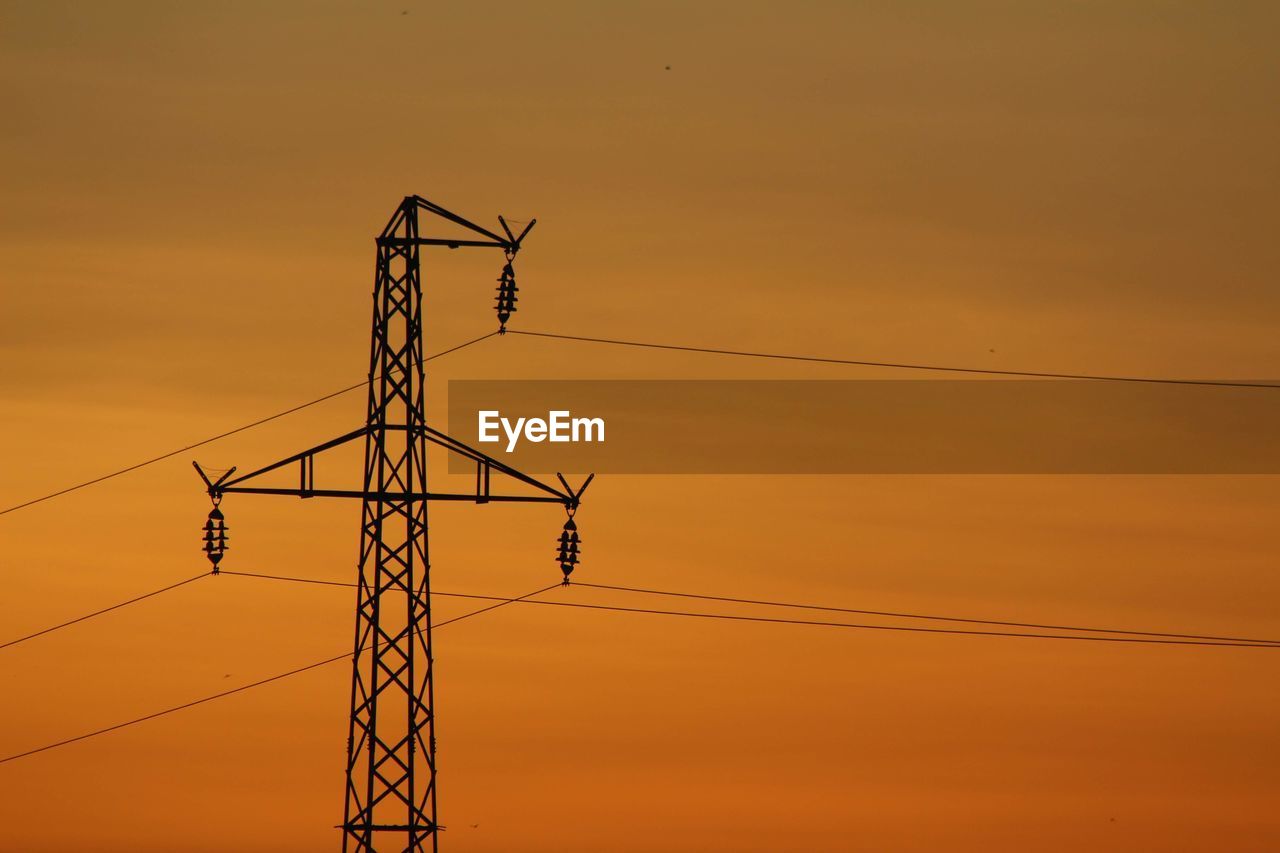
{"left": 193, "top": 196, "right": 591, "bottom": 852}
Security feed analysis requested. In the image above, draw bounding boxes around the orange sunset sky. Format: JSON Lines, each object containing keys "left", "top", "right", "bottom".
{"left": 2, "top": 2, "right": 1279, "bottom": 851}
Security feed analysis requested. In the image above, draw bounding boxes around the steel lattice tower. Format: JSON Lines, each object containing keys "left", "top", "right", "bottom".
{"left": 342, "top": 199, "right": 437, "bottom": 849}
{"left": 195, "top": 195, "right": 590, "bottom": 852}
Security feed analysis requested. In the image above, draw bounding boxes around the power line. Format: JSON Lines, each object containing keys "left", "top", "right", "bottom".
{"left": 0, "top": 331, "right": 499, "bottom": 519}
{"left": 0, "top": 582, "right": 557, "bottom": 766}
{"left": 570, "top": 581, "right": 1280, "bottom": 647}
{"left": 1, "top": 651, "right": 348, "bottom": 768}
{"left": 7, "top": 324, "right": 1272, "bottom": 523}
{"left": 507, "top": 329, "right": 1280, "bottom": 389}
{"left": 218, "top": 570, "right": 569, "bottom": 604}
{"left": 0, "top": 573, "right": 208, "bottom": 652}
{"left": 8, "top": 568, "right": 1274, "bottom": 767}
{"left": 28, "top": 568, "right": 1269, "bottom": 654}
{"left": 220, "top": 570, "right": 354, "bottom": 589}
{"left": 219, "top": 569, "right": 1280, "bottom": 649}
{"left": 492, "top": 594, "right": 1280, "bottom": 648}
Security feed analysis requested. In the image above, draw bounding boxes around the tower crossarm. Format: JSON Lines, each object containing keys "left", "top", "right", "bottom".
{"left": 201, "top": 425, "right": 588, "bottom": 507}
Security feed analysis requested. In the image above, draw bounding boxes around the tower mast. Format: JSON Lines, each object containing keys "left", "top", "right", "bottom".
{"left": 341, "top": 198, "right": 436, "bottom": 849}
{"left": 194, "top": 196, "right": 590, "bottom": 852}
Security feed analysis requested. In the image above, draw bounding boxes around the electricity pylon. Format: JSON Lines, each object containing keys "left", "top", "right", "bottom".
{"left": 193, "top": 196, "right": 591, "bottom": 852}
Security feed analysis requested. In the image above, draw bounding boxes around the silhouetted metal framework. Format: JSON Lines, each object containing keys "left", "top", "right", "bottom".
{"left": 195, "top": 196, "right": 590, "bottom": 852}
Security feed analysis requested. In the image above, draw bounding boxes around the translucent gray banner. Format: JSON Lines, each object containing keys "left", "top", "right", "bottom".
{"left": 446, "top": 380, "right": 1280, "bottom": 474}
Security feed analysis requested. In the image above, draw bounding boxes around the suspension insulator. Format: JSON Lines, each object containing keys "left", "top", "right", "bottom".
{"left": 556, "top": 516, "right": 580, "bottom": 583}
{"left": 495, "top": 261, "right": 519, "bottom": 331}
{"left": 203, "top": 504, "right": 229, "bottom": 572}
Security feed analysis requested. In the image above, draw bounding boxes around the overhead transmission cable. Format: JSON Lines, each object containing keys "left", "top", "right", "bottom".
{"left": 6, "top": 326, "right": 1275, "bottom": 522}
{"left": 501, "top": 596, "right": 1280, "bottom": 647}
{"left": 569, "top": 581, "right": 1280, "bottom": 647}
{"left": 0, "top": 573, "right": 208, "bottom": 652}
{"left": 506, "top": 329, "right": 1280, "bottom": 389}
{"left": 0, "top": 582, "right": 558, "bottom": 766}
{"left": 219, "top": 569, "right": 1280, "bottom": 648}
{"left": 6, "top": 571, "right": 1275, "bottom": 767}
{"left": 0, "top": 331, "right": 499, "bottom": 519}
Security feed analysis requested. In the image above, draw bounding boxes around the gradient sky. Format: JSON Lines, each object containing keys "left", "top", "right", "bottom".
{"left": 2, "top": 2, "right": 1279, "bottom": 851}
